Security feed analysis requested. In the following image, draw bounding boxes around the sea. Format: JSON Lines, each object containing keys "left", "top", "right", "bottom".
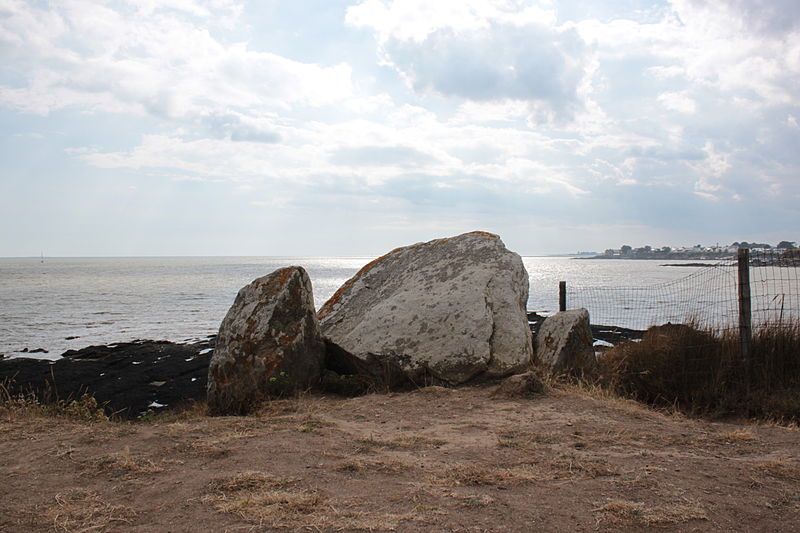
{"left": 0, "top": 256, "right": 736, "bottom": 361}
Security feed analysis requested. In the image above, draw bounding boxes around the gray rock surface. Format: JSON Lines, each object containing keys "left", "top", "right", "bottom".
{"left": 207, "top": 266, "right": 325, "bottom": 415}
{"left": 318, "top": 231, "right": 533, "bottom": 384}
{"left": 535, "top": 308, "right": 597, "bottom": 375}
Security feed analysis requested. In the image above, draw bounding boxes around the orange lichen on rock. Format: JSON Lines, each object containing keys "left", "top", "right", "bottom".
{"left": 207, "top": 266, "right": 325, "bottom": 415}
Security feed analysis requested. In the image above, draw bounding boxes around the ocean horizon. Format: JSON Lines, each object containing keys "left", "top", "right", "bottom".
{"left": 0, "top": 256, "right": 733, "bottom": 360}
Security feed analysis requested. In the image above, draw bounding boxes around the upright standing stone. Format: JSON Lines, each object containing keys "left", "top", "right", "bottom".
{"left": 318, "top": 232, "right": 533, "bottom": 384}
{"left": 207, "top": 266, "right": 325, "bottom": 415}
{"left": 535, "top": 308, "right": 597, "bottom": 375}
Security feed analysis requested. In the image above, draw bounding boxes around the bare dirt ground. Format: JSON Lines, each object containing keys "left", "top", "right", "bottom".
{"left": 1, "top": 384, "right": 799, "bottom": 533}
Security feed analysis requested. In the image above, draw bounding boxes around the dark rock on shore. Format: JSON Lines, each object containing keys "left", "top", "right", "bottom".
{"left": 661, "top": 263, "right": 718, "bottom": 267}
{"left": 528, "top": 311, "right": 644, "bottom": 346}
{"left": 0, "top": 339, "right": 214, "bottom": 419}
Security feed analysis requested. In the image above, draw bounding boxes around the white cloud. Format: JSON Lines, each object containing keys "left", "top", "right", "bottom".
{"left": 0, "top": 1, "right": 353, "bottom": 120}
{"left": 451, "top": 100, "right": 530, "bottom": 125}
{"left": 2, "top": 0, "right": 799, "bottom": 257}
{"left": 346, "top": 0, "right": 557, "bottom": 44}
{"left": 669, "top": 1, "right": 800, "bottom": 105}
{"left": 348, "top": 0, "right": 588, "bottom": 123}
{"left": 646, "top": 65, "right": 684, "bottom": 80}
{"left": 657, "top": 91, "right": 697, "bottom": 114}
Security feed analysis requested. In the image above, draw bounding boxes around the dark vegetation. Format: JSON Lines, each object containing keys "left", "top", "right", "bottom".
{"left": 594, "top": 321, "right": 800, "bottom": 422}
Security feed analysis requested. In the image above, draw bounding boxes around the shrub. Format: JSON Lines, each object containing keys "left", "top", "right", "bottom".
{"left": 596, "top": 321, "right": 800, "bottom": 421}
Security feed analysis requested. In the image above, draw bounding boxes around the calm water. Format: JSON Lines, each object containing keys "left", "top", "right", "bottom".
{"left": 0, "top": 256, "right": 739, "bottom": 360}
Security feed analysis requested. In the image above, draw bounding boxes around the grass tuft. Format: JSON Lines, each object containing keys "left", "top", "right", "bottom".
{"left": 204, "top": 471, "right": 411, "bottom": 530}
{"left": 593, "top": 498, "right": 707, "bottom": 526}
{"left": 756, "top": 460, "right": 800, "bottom": 482}
{"left": 48, "top": 488, "right": 135, "bottom": 532}
{"left": 89, "top": 445, "right": 164, "bottom": 478}
{"left": 0, "top": 381, "right": 108, "bottom": 422}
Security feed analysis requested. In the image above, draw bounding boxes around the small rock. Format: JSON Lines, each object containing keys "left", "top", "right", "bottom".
{"left": 491, "top": 371, "right": 545, "bottom": 399}
{"left": 535, "top": 308, "right": 597, "bottom": 376}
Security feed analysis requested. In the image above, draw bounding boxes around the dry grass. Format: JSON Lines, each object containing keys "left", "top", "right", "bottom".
{"left": 444, "top": 491, "right": 496, "bottom": 508}
{"left": 88, "top": 446, "right": 164, "bottom": 478}
{"left": 294, "top": 413, "right": 333, "bottom": 433}
{"left": 2, "top": 380, "right": 800, "bottom": 532}
{"left": 205, "top": 472, "right": 321, "bottom": 522}
{"left": 47, "top": 488, "right": 136, "bottom": 532}
{"left": 719, "top": 429, "right": 757, "bottom": 443}
{"left": 756, "top": 460, "right": 800, "bottom": 482}
{"left": 593, "top": 498, "right": 708, "bottom": 526}
{"left": 334, "top": 458, "right": 411, "bottom": 474}
{"left": 178, "top": 428, "right": 257, "bottom": 458}
{"left": 551, "top": 452, "right": 619, "bottom": 479}
{"left": 496, "top": 429, "right": 558, "bottom": 449}
{"left": 354, "top": 433, "right": 447, "bottom": 453}
{"left": 595, "top": 321, "right": 800, "bottom": 422}
{"left": 203, "top": 471, "right": 411, "bottom": 531}
{"left": 0, "top": 382, "right": 107, "bottom": 423}
{"left": 431, "top": 462, "right": 544, "bottom": 486}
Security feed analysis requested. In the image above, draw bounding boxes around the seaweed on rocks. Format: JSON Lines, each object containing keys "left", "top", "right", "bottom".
{"left": 0, "top": 338, "right": 215, "bottom": 419}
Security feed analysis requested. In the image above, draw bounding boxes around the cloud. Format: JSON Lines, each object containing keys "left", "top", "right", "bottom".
{"left": 657, "top": 91, "right": 696, "bottom": 114}
{"left": 3, "top": 0, "right": 799, "bottom": 257}
{"left": 330, "top": 145, "right": 438, "bottom": 167}
{"left": 677, "top": 0, "right": 800, "bottom": 36}
{"left": 345, "top": 0, "right": 557, "bottom": 43}
{"left": 348, "top": 0, "right": 588, "bottom": 123}
{"left": 199, "top": 111, "right": 281, "bottom": 143}
{"left": 0, "top": 1, "right": 353, "bottom": 121}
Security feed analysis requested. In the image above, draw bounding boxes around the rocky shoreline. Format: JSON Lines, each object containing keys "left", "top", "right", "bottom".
{"left": 0, "top": 318, "right": 643, "bottom": 419}
{"left": 1, "top": 339, "right": 215, "bottom": 419}
{"left": 1, "top": 232, "right": 646, "bottom": 419}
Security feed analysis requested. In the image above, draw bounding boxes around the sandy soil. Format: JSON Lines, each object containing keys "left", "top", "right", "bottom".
{"left": 1, "top": 384, "right": 798, "bottom": 532}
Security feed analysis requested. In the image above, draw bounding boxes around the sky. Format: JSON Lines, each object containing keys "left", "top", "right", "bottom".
{"left": 1, "top": 0, "right": 798, "bottom": 257}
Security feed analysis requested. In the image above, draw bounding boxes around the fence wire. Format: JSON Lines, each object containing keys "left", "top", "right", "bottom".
{"left": 565, "top": 249, "right": 800, "bottom": 333}
{"left": 750, "top": 249, "right": 800, "bottom": 327}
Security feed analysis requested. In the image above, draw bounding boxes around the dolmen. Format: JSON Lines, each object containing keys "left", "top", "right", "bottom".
{"left": 207, "top": 231, "right": 534, "bottom": 414}
{"left": 318, "top": 231, "right": 533, "bottom": 384}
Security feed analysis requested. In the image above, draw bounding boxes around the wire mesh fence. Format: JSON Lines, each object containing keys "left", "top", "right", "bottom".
{"left": 564, "top": 249, "right": 800, "bottom": 334}
{"left": 750, "top": 249, "right": 800, "bottom": 327}
{"left": 550, "top": 249, "right": 800, "bottom": 402}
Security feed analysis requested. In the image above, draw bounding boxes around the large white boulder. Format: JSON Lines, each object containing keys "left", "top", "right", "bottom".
{"left": 535, "top": 308, "right": 597, "bottom": 375}
{"left": 318, "top": 232, "right": 533, "bottom": 384}
{"left": 207, "top": 266, "right": 325, "bottom": 415}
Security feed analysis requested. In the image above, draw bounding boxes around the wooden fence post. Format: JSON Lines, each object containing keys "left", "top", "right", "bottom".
{"left": 737, "top": 248, "right": 752, "bottom": 390}
{"left": 559, "top": 281, "right": 567, "bottom": 312}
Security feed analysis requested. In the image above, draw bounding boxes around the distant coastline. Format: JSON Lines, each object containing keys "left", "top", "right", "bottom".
{"left": 579, "top": 241, "right": 797, "bottom": 262}
{"left": 576, "top": 252, "right": 733, "bottom": 261}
